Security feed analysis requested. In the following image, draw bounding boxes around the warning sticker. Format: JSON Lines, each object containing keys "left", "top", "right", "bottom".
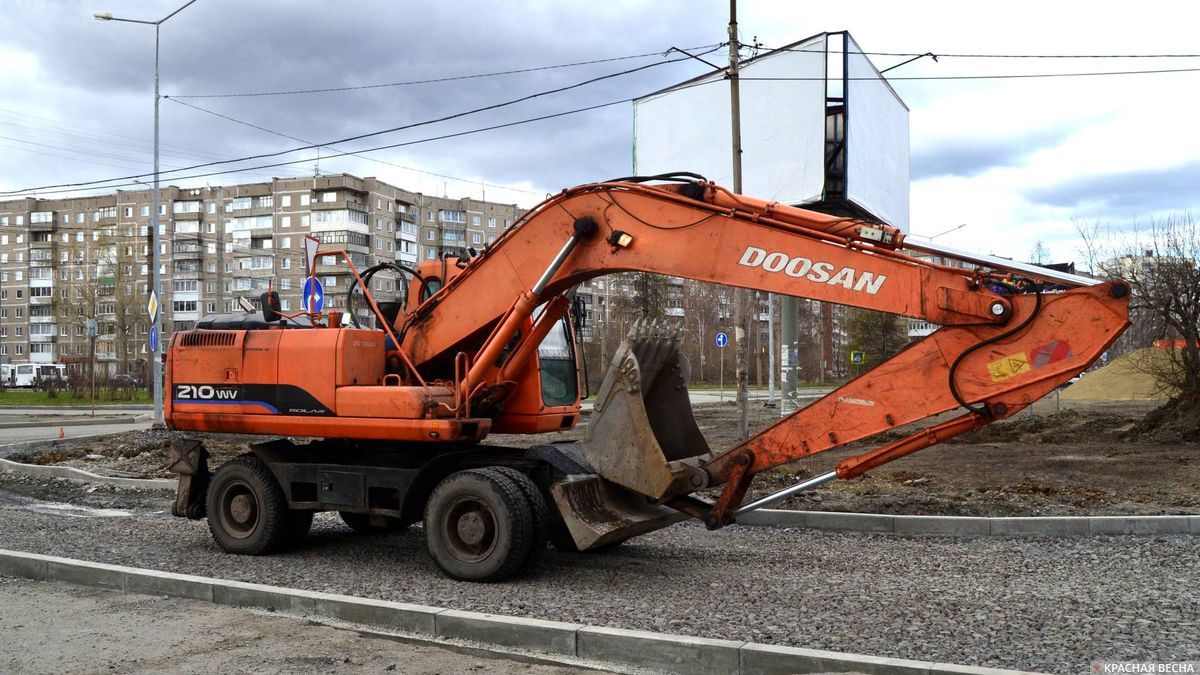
{"left": 987, "top": 340, "right": 1073, "bottom": 382}
{"left": 987, "top": 352, "right": 1032, "bottom": 382}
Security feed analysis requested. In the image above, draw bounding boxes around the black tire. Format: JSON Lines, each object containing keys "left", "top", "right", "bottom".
{"left": 206, "top": 454, "right": 304, "bottom": 555}
{"left": 339, "top": 511, "right": 411, "bottom": 534}
{"left": 423, "top": 468, "right": 534, "bottom": 582}
{"left": 488, "top": 466, "right": 548, "bottom": 573}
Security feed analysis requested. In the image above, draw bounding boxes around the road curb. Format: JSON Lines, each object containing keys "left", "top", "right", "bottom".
{"left": 0, "top": 457, "right": 176, "bottom": 490}
{"left": 0, "top": 416, "right": 144, "bottom": 430}
{"left": 737, "top": 509, "right": 1200, "bottom": 537}
{"left": 0, "top": 549, "right": 1037, "bottom": 675}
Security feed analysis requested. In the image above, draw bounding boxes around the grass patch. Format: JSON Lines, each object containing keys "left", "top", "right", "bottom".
{"left": 0, "top": 389, "right": 151, "bottom": 406}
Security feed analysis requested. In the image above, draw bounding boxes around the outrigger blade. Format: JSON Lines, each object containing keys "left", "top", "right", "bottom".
{"left": 551, "top": 320, "right": 711, "bottom": 550}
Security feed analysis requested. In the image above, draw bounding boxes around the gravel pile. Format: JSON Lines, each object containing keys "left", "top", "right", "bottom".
{"left": 1, "top": 475, "right": 1196, "bottom": 673}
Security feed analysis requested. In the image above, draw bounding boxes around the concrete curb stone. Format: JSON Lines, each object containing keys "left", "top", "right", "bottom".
{"left": 577, "top": 626, "right": 744, "bottom": 674}
{"left": 436, "top": 609, "right": 580, "bottom": 655}
{"left": 0, "top": 457, "right": 176, "bottom": 490}
{"left": 738, "top": 508, "right": 1200, "bottom": 538}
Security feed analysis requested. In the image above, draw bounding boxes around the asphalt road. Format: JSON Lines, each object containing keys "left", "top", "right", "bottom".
{"left": 0, "top": 576, "right": 603, "bottom": 674}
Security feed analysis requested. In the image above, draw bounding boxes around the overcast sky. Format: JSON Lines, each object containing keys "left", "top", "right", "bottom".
{"left": 2, "top": 0, "right": 1198, "bottom": 264}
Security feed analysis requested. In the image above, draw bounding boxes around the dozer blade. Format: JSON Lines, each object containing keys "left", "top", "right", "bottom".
{"left": 550, "top": 474, "right": 689, "bottom": 550}
{"left": 581, "top": 319, "right": 711, "bottom": 501}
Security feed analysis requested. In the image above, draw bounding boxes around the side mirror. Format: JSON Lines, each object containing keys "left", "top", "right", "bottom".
{"left": 260, "top": 291, "right": 281, "bottom": 322}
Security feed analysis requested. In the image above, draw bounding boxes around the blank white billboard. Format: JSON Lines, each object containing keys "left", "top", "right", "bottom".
{"left": 845, "top": 35, "right": 910, "bottom": 230}
{"left": 634, "top": 35, "right": 827, "bottom": 205}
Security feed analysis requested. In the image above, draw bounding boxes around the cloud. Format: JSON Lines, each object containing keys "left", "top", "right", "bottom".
{"left": 1025, "top": 162, "right": 1200, "bottom": 216}
{"left": 911, "top": 125, "right": 1078, "bottom": 180}
{"left": 0, "top": 1, "right": 721, "bottom": 201}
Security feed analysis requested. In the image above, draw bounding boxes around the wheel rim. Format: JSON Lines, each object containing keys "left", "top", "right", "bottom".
{"left": 217, "top": 479, "right": 259, "bottom": 540}
{"left": 441, "top": 496, "right": 498, "bottom": 563}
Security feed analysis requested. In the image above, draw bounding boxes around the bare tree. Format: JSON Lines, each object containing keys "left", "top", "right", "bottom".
{"left": 1029, "top": 240, "right": 1051, "bottom": 264}
{"left": 1078, "top": 215, "right": 1200, "bottom": 434}
{"left": 844, "top": 308, "right": 908, "bottom": 371}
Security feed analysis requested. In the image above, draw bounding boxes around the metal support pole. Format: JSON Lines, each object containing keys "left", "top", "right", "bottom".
{"left": 766, "top": 293, "right": 776, "bottom": 407}
{"left": 150, "top": 23, "right": 163, "bottom": 429}
{"left": 728, "top": 0, "right": 750, "bottom": 440}
{"left": 781, "top": 295, "right": 797, "bottom": 415}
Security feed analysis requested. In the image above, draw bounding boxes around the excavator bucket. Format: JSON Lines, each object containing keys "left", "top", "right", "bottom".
{"left": 582, "top": 319, "right": 711, "bottom": 499}
{"left": 549, "top": 320, "right": 711, "bottom": 550}
{"left": 549, "top": 319, "right": 710, "bottom": 547}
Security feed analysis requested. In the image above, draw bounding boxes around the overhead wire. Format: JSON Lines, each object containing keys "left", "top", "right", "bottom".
{"left": 0, "top": 44, "right": 724, "bottom": 197}
{"left": 167, "top": 44, "right": 723, "bottom": 99}
{"left": 9, "top": 44, "right": 1200, "bottom": 199}
{"left": 166, "top": 98, "right": 544, "bottom": 196}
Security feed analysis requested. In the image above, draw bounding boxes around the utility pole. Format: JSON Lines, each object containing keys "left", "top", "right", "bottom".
{"left": 728, "top": 0, "right": 750, "bottom": 439}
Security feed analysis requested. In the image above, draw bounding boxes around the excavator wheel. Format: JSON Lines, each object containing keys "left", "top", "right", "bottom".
{"left": 423, "top": 468, "right": 535, "bottom": 582}
{"left": 339, "top": 511, "right": 412, "bottom": 534}
{"left": 487, "top": 466, "right": 548, "bottom": 573}
{"left": 206, "top": 454, "right": 310, "bottom": 555}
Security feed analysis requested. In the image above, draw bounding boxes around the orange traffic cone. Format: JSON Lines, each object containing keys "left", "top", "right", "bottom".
{"left": 58, "top": 427, "right": 65, "bottom": 439}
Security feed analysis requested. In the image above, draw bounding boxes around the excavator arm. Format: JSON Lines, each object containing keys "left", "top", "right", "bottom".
{"left": 399, "top": 177, "right": 1129, "bottom": 535}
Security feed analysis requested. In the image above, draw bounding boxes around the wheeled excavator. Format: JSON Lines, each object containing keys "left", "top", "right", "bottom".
{"left": 164, "top": 175, "right": 1130, "bottom": 581}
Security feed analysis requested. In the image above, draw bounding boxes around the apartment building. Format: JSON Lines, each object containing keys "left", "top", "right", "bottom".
{"left": 0, "top": 173, "right": 524, "bottom": 374}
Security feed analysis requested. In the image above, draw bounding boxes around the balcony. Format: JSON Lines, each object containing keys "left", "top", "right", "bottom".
{"left": 30, "top": 333, "right": 57, "bottom": 343}
{"left": 29, "top": 214, "right": 55, "bottom": 233}
{"left": 311, "top": 197, "right": 367, "bottom": 212}
{"left": 172, "top": 246, "right": 203, "bottom": 260}
{"left": 29, "top": 295, "right": 54, "bottom": 305}
{"left": 172, "top": 210, "right": 202, "bottom": 221}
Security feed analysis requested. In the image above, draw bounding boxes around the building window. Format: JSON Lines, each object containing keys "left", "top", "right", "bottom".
{"left": 281, "top": 195, "right": 291, "bottom": 207}
{"left": 280, "top": 216, "right": 291, "bottom": 228}
{"left": 300, "top": 194, "right": 310, "bottom": 206}
{"left": 488, "top": 217, "right": 496, "bottom": 228}
{"left": 321, "top": 191, "right": 337, "bottom": 203}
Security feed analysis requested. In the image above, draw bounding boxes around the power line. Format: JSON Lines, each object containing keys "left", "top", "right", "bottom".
{"left": 762, "top": 45, "right": 1200, "bottom": 59}
{"left": 6, "top": 98, "right": 633, "bottom": 198}
{"left": 167, "top": 98, "right": 544, "bottom": 196}
{"left": 167, "top": 44, "right": 722, "bottom": 99}
{"left": 737, "top": 66, "right": 1200, "bottom": 81}
{"left": 0, "top": 46, "right": 720, "bottom": 197}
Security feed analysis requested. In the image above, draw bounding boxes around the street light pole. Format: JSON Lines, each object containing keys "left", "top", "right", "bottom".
{"left": 95, "top": 0, "right": 199, "bottom": 429}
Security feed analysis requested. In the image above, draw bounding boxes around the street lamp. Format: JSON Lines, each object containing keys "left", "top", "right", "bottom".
{"left": 94, "top": 0, "right": 199, "bottom": 429}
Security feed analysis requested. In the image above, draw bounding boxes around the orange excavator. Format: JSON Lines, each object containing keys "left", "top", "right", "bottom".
{"left": 165, "top": 175, "right": 1130, "bottom": 581}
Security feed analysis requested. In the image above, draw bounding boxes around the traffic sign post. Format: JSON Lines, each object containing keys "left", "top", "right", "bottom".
{"left": 715, "top": 332, "right": 728, "bottom": 402}
{"left": 303, "top": 276, "right": 325, "bottom": 314}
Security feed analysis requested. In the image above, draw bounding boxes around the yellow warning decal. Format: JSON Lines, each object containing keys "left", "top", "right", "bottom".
{"left": 987, "top": 352, "right": 1032, "bottom": 382}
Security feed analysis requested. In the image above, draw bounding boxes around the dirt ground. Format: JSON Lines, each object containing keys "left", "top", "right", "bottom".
{"left": 0, "top": 577, "right": 603, "bottom": 675}
{"left": 8, "top": 395, "right": 1196, "bottom": 517}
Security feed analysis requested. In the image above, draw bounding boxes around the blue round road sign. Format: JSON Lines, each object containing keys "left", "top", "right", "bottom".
{"left": 148, "top": 326, "right": 158, "bottom": 353}
{"left": 715, "top": 332, "right": 729, "bottom": 348}
{"left": 303, "top": 276, "right": 325, "bottom": 313}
